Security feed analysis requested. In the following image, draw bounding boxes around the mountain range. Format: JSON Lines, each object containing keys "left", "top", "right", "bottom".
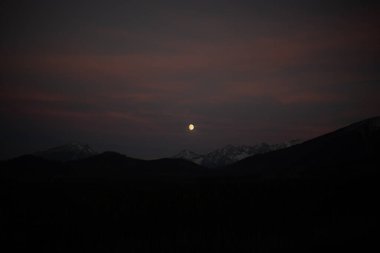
{"left": 27, "top": 140, "right": 302, "bottom": 168}
{"left": 1, "top": 116, "right": 379, "bottom": 252}
{"left": 173, "top": 140, "right": 301, "bottom": 168}
{"left": 33, "top": 142, "right": 97, "bottom": 161}
{"left": 2, "top": 116, "right": 378, "bottom": 180}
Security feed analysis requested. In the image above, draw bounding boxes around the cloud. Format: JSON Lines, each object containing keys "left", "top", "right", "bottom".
{"left": 1, "top": 0, "right": 379, "bottom": 157}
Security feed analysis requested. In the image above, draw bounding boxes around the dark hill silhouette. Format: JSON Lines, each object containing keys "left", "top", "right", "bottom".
{"left": 70, "top": 151, "right": 144, "bottom": 170}
{"left": 0, "top": 155, "right": 63, "bottom": 182}
{"left": 228, "top": 116, "right": 380, "bottom": 179}
{"left": 66, "top": 152, "right": 206, "bottom": 181}
{"left": 1, "top": 151, "right": 207, "bottom": 183}
{"left": 1, "top": 117, "right": 380, "bottom": 252}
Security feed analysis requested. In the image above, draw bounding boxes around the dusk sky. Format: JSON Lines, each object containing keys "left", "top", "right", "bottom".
{"left": 1, "top": 0, "right": 379, "bottom": 159}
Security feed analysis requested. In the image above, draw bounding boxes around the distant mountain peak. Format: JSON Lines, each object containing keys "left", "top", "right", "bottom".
{"left": 173, "top": 149, "right": 204, "bottom": 165}
{"left": 174, "top": 149, "right": 199, "bottom": 156}
{"left": 34, "top": 142, "right": 97, "bottom": 161}
{"left": 174, "top": 141, "right": 302, "bottom": 168}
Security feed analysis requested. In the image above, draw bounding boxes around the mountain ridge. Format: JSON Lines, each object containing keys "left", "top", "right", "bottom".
{"left": 228, "top": 116, "right": 380, "bottom": 179}
{"left": 1, "top": 116, "right": 379, "bottom": 252}
{"left": 173, "top": 140, "right": 302, "bottom": 168}
{"left": 34, "top": 142, "right": 97, "bottom": 162}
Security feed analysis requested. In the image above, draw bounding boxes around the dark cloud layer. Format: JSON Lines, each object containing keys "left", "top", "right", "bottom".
{"left": 1, "top": 0, "right": 380, "bottom": 159}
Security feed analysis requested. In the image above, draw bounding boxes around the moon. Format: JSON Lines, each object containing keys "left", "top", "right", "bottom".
{"left": 188, "top": 124, "right": 195, "bottom": 131}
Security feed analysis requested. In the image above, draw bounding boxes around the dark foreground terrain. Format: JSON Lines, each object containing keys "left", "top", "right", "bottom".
{"left": 1, "top": 117, "right": 379, "bottom": 252}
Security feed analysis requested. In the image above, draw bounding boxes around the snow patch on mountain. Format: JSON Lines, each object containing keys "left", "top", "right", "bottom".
{"left": 173, "top": 149, "right": 204, "bottom": 165}
{"left": 34, "top": 142, "right": 98, "bottom": 161}
{"left": 173, "top": 140, "right": 302, "bottom": 168}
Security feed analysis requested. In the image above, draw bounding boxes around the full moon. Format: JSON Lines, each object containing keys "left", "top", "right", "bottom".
{"left": 188, "top": 124, "right": 195, "bottom": 131}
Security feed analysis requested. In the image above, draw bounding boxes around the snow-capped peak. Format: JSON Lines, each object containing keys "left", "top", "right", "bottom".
{"left": 34, "top": 142, "right": 97, "bottom": 161}
{"left": 173, "top": 149, "right": 204, "bottom": 165}
{"left": 173, "top": 140, "right": 302, "bottom": 168}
